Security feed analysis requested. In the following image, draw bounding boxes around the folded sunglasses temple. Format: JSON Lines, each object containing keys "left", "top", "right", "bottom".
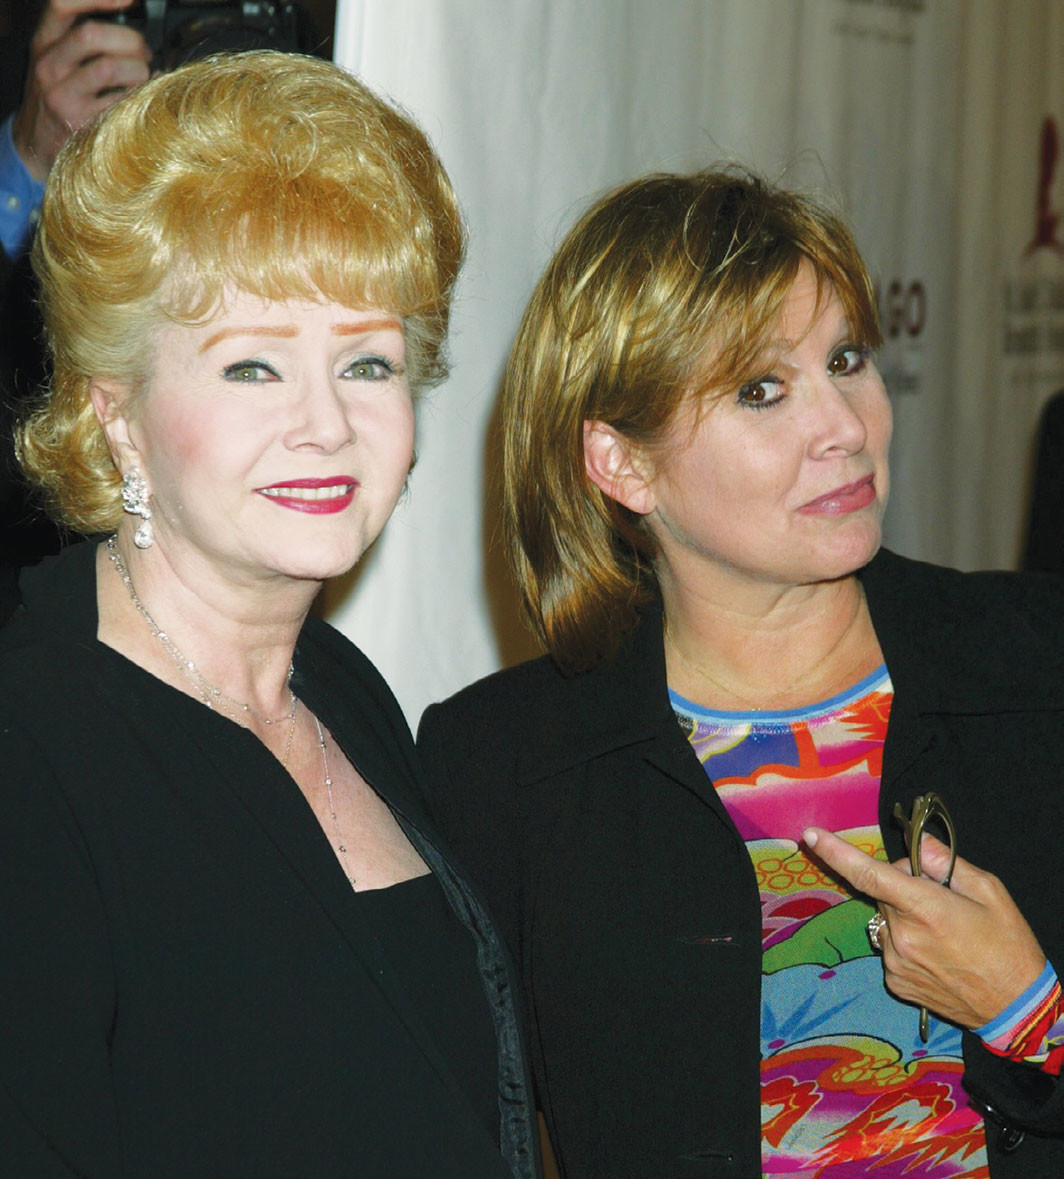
{"left": 892, "top": 792, "right": 958, "bottom": 1042}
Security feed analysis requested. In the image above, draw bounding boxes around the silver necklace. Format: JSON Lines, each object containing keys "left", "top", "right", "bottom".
{"left": 108, "top": 536, "right": 347, "bottom": 871}
{"left": 105, "top": 534, "right": 297, "bottom": 730}
{"left": 314, "top": 715, "right": 357, "bottom": 889}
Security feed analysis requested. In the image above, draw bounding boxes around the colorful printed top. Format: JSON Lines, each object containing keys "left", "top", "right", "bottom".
{"left": 671, "top": 668, "right": 990, "bottom": 1177}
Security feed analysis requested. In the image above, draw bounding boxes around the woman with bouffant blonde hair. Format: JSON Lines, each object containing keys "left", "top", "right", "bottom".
{"left": 0, "top": 52, "right": 538, "bottom": 1178}
{"left": 422, "top": 168, "right": 1064, "bottom": 1176}
{"left": 21, "top": 49, "right": 464, "bottom": 534}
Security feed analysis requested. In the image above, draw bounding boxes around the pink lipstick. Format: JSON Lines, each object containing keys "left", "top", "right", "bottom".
{"left": 798, "top": 474, "right": 876, "bottom": 516}
{"left": 256, "top": 477, "right": 358, "bottom": 515}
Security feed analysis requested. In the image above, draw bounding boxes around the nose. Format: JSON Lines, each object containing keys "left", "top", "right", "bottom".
{"left": 805, "top": 375, "right": 868, "bottom": 460}
{"left": 284, "top": 377, "right": 355, "bottom": 454}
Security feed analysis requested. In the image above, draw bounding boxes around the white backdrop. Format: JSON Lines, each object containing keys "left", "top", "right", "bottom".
{"left": 322, "top": 0, "right": 1064, "bottom": 723}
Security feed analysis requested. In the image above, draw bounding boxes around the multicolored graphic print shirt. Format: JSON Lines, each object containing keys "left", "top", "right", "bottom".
{"left": 671, "top": 667, "right": 990, "bottom": 1178}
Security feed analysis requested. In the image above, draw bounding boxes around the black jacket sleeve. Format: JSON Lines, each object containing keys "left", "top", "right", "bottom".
{"left": 0, "top": 726, "right": 121, "bottom": 1175}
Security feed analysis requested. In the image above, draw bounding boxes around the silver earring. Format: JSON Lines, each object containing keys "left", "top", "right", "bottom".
{"left": 121, "top": 469, "right": 154, "bottom": 549}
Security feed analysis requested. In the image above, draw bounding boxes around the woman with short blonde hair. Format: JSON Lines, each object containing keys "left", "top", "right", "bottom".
{"left": 503, "top": 168, "right": 880, "bottom": 672}
{"left": 422, "top": 167, "right": 1064, "bottom": 1178}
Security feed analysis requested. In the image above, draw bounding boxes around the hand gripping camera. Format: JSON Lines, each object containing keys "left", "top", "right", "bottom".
{"left": 103, "top": 0, "right": 315, "bottom": 71}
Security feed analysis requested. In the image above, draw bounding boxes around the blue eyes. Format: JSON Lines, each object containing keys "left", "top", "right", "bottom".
{"left": 221, "top": 356, "right": 397, "bottom": 384}
{"left": 737, "top": 346, "right": 870, "bottom": 410}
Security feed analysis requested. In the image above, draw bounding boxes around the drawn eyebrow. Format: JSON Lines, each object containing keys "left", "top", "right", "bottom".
{"left": 199, "top": 318, "right": 402, "bottom": 352}
{"left": 331, "top": 318, "right": 402, "bottom": 337}
{"left": 200, "top": 325, "right": 298, "bottom": 352}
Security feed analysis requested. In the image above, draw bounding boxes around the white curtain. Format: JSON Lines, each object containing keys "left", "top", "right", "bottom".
{"left": 323, "top": 0, "right": 1064, "bottom": 722}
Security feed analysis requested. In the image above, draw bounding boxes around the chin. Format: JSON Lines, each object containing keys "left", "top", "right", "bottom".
{"left": 821, "top": 529, "right": 882, "bottom": 581}
{"left": 783, "top": 523, "right": 881, "bottom": 587}
{"left": 261, "top": 539, "right": 370, "bottom": 585}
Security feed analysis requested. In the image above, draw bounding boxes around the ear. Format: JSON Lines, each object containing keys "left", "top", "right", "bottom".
{"left": 89, "top": 379, "right": 141, "bottom": 474}
{"left": 582, "top": 420, "right": 656, "bottom": 515}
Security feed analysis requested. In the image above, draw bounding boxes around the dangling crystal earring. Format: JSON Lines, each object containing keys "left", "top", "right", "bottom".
{"left": 121, "top": 469, "right": 154, "bottom": 549}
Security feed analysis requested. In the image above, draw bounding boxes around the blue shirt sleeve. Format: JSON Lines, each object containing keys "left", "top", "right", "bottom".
{"left": 0, "top": 113, "right": 46, "bottom": 261}
{"left": 976, "top": 960, "right": 1057, "bottom": 1043}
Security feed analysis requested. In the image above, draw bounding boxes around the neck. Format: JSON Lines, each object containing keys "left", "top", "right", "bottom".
{"left": 660, "top": 571, "right": 878, "bottom": 710}
{"left": 96, "top": 531, "right": 317, "bottom": 718}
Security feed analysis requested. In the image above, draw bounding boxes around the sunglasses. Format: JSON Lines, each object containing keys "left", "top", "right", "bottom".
{"left": 892, "top": 792, "right": 957, "bottom": 1042}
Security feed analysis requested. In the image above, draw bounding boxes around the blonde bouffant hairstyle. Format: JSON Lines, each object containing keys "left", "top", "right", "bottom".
{"left": 502, "top": 167, "right": 881, "bottom": 673}
{"left": 19, "top": 50, "right": 466, "bottom": 534}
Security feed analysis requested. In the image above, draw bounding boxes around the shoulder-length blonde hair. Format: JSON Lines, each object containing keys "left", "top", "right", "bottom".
{"left": 19, "top": 50, "right": 465, "bottom": 534}
{"left": 503, "top": 167, "right": 881, "bottom": 673}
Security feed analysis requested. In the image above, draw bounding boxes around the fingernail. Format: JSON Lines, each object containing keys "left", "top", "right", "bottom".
{"left": 803, "top": 829, "right": 818, "bottom": 848}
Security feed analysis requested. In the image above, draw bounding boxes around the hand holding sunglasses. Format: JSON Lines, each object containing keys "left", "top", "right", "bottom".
{"left": 803, "top": 815, "right": 1045, "bottom": 1039}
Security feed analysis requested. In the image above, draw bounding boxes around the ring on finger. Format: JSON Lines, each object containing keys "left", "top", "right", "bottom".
{"left": 866, "top": 912, "right": 887, "bottom": 953}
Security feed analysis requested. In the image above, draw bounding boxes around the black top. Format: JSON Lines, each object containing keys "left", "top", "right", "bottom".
{"left": 0, "top": 541, "right": 539, "bottom": 1179}
{"left": 420, "top": 548, "right": 1064, "bottom": 1179}
{"left": 358, "top": 873, "right": 501, "bottom": 1142}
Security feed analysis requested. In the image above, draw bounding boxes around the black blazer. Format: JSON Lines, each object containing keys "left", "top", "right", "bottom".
{"left": 1024, "top": 389, "right": 1064, "bottom": 574}
{"left": 419, "top": 549, "right": 1064, "bottom": 1179}
{"left": 0, "top": 542, "right": 540, "bottom": 1179}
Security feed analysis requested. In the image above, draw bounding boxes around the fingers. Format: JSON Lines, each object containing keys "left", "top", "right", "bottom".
{"left": 807, "top": 826, "right": 1049, "bottom": 1028}
{"left": 36, "top": 17, "right": 151, "bottom": 88}
{"left": 807, "top": 826, "right": 989, "bottom": 911}
{"left": 14, "top": 5, "right": 151, "bottom": 178}
{"left": 803, "top": 827, "right": 916, "bottom": 910}
{"left": 907, "top": 833, "right": 1002, "bottom": 901}
{"left": 48, "top": 50, "right": 150, "bottom": 118}
{"left": 33, "top": 0, "right": 137, "bottom": 50}
{"left": 912, "top": 832, "right": 962, "bottom": 885}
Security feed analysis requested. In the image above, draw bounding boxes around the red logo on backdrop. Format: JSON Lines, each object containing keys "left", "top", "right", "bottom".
{"left": 1026, "top": 116, "right": 1063, "bottom": 255}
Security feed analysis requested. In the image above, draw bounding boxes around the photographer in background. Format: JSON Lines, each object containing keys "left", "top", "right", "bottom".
{"left": 1, "top": 0, "right": 150, "bottom": 575}
{"left": 3, "top": 0, "right": 321, "bottom": 262}
{"left": 3, "top": 0, "right": 151, "bottom": 263}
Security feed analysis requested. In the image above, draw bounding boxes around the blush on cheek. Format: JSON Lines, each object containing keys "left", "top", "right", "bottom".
{"left": 141, "top": 396, "right": 253, "bottom": 476}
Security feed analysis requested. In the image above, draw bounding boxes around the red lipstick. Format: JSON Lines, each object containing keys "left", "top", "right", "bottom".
{"left": 798, "top": 474, "right": 876, "bottom": 516}
{"left": 256, "top": 477, "right": 358, "bottom": 515}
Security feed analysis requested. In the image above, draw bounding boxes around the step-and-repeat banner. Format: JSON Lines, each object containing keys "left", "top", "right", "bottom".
{"left": 323, "top": 0, "right": 1064, "bottom": 721}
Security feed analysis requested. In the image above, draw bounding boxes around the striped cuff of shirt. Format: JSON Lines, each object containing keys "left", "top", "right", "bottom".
{"left": 978, "top": 961, "right": 1064, "bottom": 1074}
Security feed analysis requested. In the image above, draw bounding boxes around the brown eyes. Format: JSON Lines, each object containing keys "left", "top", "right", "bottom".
{"left": 737, "top": 379, "right": 783, "bottom": 408}
{"left": 738, "top": 346, "right": 870, "bottom": 410}
{"left": 827, "top": 347, "right": 869, "bottom": 377}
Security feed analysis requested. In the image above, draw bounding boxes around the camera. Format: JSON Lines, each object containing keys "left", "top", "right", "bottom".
{"left": 99, "top": 0, "right": 315, "bottom": 71}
